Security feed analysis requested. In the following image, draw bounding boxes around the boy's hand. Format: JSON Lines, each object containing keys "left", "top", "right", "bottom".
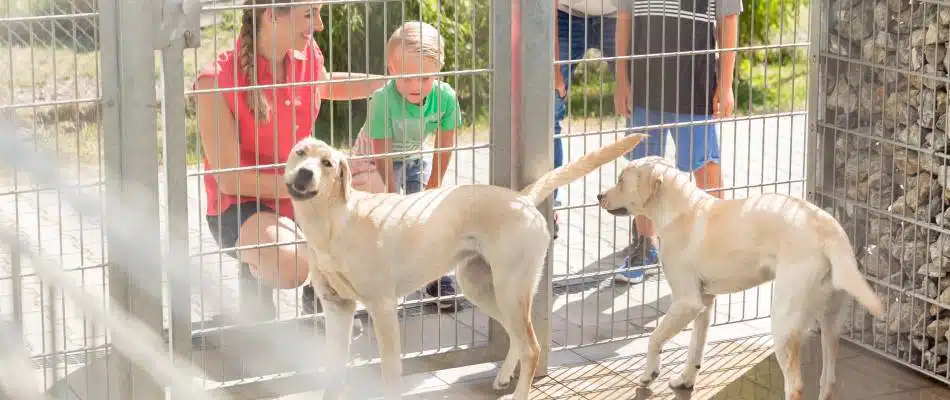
{"left": 614, "top": 82, "right": 631, "bottom": 116}
{"left": 712, "top": 85, "right": 735, "bottom": 119}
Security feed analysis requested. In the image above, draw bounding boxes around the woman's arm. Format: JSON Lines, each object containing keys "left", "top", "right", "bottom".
{"left": 194, "top": 76, "right": 290, "bottom": 200}
{"left": 317, "top": 65, "right": 387, "bottom": 101}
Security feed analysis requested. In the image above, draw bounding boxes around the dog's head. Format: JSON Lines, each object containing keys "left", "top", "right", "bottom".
{"left": 597, "top": 156, "right": 670, "bottom": 217}
{"left": 283, "top": 137, "right": 352, "bottom": 203}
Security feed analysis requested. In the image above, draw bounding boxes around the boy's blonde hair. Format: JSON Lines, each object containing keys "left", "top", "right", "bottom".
{"left": 386, "top": 21, "right": 445, "bottom": 67}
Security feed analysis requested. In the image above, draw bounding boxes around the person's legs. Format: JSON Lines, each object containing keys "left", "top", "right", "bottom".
{"left": 668, "top": 111, "right": 723, "bottom": 197}
{"left": 554, "top": 9, "right": 583, "bottom": 207}
{"left": 616, "top": 107, "right": 667, "bottom": 284}
{"left": 206, "top": 202, "right": 283, "bottom": 321}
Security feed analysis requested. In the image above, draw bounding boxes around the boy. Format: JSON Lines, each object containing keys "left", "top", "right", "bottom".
{"left": 552, "top": 0, "right": 619, "bottom": 238}
{"left": 613, "top": 0, "right": 741, "bottom": 283}
{"left": 363, "top": 21, "right": 463, "bottom": 311}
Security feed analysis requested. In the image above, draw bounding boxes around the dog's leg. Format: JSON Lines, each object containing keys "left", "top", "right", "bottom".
{"left": 308, "top": 264, "right": 358, "bottom": 400}
{"left": 817, "top": 292, "right": 845, "bottom": 400}
{"left": 639, "top": 296, "right": 705, "bottom": 386}
{"left": 495, "top": 291, "right": 541, "bottom": 400}
{"left": 669, "top": 293, "right": 715, "bottom": 390}
{"left": 366, "top": 300, "right": 403, "bottom": 400}
{"left": 454, "top": 256, "right": 517, "bottom": 391}
{"left": 320, "top": 292, "right": 357, "bottom": 400}
{"left": 773, "top": 328, "right": 805, "bottom": 400}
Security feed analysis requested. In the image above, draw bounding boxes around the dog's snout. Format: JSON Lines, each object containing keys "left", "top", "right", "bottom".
{"left": 293, "top": 168, "right": 314, "bottom": 190}
{"left": 596, "top": 194, "right": 604, "bottom": 201}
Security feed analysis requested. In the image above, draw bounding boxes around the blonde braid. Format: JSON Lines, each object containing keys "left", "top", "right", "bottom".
{"left": 238, "top": 7, "right": 271, "bottom": 122}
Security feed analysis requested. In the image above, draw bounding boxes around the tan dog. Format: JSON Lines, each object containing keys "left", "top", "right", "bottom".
{"left": 597, "top": 156, "right": 885, "bottom": 400}
{"left": 283, "top": 134, "right": 648, "bottom": 400}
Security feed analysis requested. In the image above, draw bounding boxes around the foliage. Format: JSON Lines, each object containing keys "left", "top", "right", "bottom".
{"left": 739, "top": 0, "right": 810, "bottom": 63}
{"left": 313, "top": 0, "right": 490, "bottom": 146}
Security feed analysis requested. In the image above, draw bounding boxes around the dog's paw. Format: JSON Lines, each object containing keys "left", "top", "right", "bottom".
{"left": 492, "top": 374, "right": 511, "bottom": 391}
{"left": 496, "top": 395, "right": 515, "bottom": 400}
{"left": 637, "top": 369, "right": 659, "bottom": 386}
{"left": 668, "top": 374, "right": 694, "bottom": 390}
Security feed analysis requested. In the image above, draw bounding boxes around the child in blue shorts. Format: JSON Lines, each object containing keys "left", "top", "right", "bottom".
{"left": 613, "top": 0, "right": 742, "bottom": 283}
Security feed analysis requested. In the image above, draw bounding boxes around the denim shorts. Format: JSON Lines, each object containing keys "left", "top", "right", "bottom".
{"left": 206, "top": 201, "right": 275, "bottom": 260}
{"left": 392, "top": 156, "right": 432, "bottom": 195}
{"left": 623, "top": 107, "right": 722, "bottom": 172}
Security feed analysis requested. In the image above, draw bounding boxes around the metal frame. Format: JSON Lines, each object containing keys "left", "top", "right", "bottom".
{"left": 100, "top": 0, "right": 165, "bottom": 396}
{"left": 9, "top": 0, "right": 946, "bottom": 396}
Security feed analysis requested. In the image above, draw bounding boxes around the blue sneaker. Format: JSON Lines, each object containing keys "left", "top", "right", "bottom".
{"left": 425, "top": 276, "right": 461, "bottom": 312}
{"left": 615, "top": 244, "right": 658, "bottom": 284}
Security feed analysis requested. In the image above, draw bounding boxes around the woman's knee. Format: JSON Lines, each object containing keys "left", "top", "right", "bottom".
{"left": 273, "top": 246, "right": 310, "bottom": 289}
{"left": 236, "top": 212, "right": 310, "bottom": 289}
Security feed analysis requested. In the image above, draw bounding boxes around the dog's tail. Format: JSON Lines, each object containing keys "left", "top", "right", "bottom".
{"left": 821, "top": 216, "right": 886, "bottom": 318}
{"left": 519, "top": 133, "right": 648, "bottom": 206}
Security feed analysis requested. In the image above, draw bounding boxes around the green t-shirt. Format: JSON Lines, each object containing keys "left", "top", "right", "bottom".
{"left": 365, "top": 80, "right": 462, "bottom": 160}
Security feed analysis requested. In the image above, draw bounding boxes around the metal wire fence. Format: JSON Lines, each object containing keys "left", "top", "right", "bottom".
{"left": 2, "top": 0, "right": 928, "bottom": 397}
{"left": 809, "top": 0, "right": 950, "bottom": 385}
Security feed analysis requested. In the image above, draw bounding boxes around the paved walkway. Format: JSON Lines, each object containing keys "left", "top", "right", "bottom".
{"left": 0, "top": 114, "right": 807, "bottom": 392}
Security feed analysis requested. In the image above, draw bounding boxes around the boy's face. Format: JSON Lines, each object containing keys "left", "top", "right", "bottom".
{"left": 388, "top": 50, "right": 441, "bottom": 104}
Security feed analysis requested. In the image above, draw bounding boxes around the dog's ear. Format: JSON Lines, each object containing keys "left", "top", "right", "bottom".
{"left": 338, "top": 157, "right": 352, "bottom": 202}
{"left": 650, "top": 170, "right": 663, "bottom": 194}
{"left": 637, "top": 168, "right": 664, "bottom": 206}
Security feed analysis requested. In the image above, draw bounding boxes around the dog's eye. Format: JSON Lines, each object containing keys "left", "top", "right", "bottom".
{"left": 321, "top": 159, "right": 333, "bottom": 168}
{"left": 296, "top": 148, "right": 306, "bottom": 157}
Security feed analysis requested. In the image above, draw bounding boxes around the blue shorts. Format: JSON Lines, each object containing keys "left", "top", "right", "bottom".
{"left": 392, "top": 156, "right": 432, "bottom": 195}
{"left": 624, "top": 107, "right": 721, "bottom": 172}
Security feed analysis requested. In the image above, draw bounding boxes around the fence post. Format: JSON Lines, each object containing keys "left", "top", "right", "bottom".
{"left": 805, "top": 0, "right": 833, "bottom": 204}
{"left": 514, "top": 0, "right": 554, "bottom": 375}
{"left": 486, "top": 0, "right": 515, "bottom": 362}
{"left": 156, "top": 0, "right": 202, "bottom": 393}
{"left": 99, "top": 0, "right": 165, "bottom": 397}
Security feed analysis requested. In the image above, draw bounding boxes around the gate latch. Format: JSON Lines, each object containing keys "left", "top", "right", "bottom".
{"left": 156, "top": 0, "right": 203, "bottom": 50}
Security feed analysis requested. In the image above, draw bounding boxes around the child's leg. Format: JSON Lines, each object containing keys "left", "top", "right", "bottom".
{"left": 616, "top": 107, "right": 667, "bottom": 284}
{"left": 402, "top": 158, "right": 426, "bottom": 195}
{"left": 391, "top": 159, "right": 408, "bottom": 194}
{"left": 669, "top": 112, "right": 723, "bottom": 197}
{"left": 409, "top": 155, "right": 462, "bottom": 312}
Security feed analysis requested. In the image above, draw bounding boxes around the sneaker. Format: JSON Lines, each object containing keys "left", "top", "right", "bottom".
{"left": 425, "top": 276, "right": 461, "bottom": 312}
{"left": 615, "top": 241, "right": 658, "bottom": 284}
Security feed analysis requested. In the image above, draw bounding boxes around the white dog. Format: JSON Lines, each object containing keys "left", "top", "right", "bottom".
{"left": 283, "top": 134, "right": 648, "bottom": 399}
{"left": 596, "top": 156, "right": 885, "bottom": 400}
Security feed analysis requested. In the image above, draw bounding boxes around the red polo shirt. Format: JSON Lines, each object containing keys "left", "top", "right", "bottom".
{"left": 195, "top": 38, "right": 325, "bottom": 220}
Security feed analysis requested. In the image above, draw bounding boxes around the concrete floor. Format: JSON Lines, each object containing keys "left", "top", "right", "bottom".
{"left": 276, "top": 320, "right": 950, "bottom": 400}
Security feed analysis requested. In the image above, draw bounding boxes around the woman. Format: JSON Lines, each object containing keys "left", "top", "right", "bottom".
{"left": 192, "top": 0, "right": 386, "bottom": 323}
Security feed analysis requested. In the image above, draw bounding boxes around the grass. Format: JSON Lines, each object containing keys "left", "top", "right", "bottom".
{"left": 0, "top": 16, "right": 808, "bottom": 173}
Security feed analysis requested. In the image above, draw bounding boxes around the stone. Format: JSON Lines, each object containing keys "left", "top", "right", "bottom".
{"left": 862, "top": 245, "right": 898, "bottom": 278}
{"left": 926, "top": 23, "right": 949, "bottom": 45}
{"left": 834, "top": 2, "right": 875, "bottom": 40}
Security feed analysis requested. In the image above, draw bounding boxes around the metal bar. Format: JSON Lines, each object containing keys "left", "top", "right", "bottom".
{"left": 517, "top": 0, "right": 553, "bottom": 375}
{"left": 98, "top": 0, "right": 164, "bottom": 396}
{"left": 157, "top": 14, "right": 193, "bottom": 399}
{"left": 804, "top": 0, "right": 825, "bottom": 206}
